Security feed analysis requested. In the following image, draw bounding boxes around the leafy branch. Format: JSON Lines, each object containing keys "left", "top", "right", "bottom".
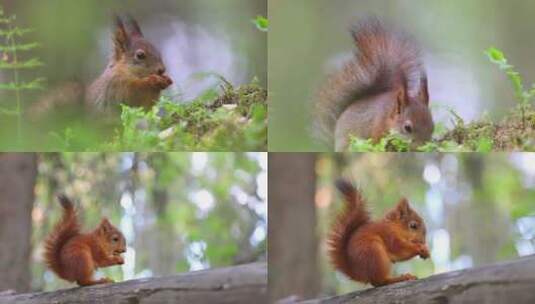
{"left": 485, "top": 47, "right": 535, "bottom": 129}
{"left": 0, "top": 6, "right": 44, "bottom": 142}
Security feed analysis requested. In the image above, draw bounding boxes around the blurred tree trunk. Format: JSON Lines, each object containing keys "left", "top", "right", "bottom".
{"left": 0, "top": 153, "right": 37, "bottom": 292}
{"left": 451, "top": 155, "right": 509, "bottom": 266}
{"left": 268, "top": 153, "right": 320, "bottom": 302}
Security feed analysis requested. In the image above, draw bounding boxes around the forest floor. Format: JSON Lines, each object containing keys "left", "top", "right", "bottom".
{"left": 0, "top": 78, "right": 268, "bottom": 151}
{"left": 348, "top": 105, "right": 535, "bottom": 152}
{"left": 105, "top": 78, "right": 268, "bottom": 151}
{"left": 437, "top": 105, "right": 535, "bottom": 151}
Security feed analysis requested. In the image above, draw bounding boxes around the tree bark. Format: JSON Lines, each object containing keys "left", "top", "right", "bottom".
{"left": 268, "top": 153, "right": 320, "bottom": 302}
{"left": 299, "top": 255, "right": 535, "bottom": 304}
{"left": 0, "top": 153, "right": 38, "bottom": 292}
{"left": 0, "top": 262, "right": 267, "bottom": 304}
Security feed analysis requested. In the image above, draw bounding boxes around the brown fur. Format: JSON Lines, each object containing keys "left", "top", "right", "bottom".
{"left": 87, "top": 14, "right": 172, "bottom": 111}
{"left": 316, "top": 17, "right": 433, "bottom": 151}
{"left": 43, "top": 195, "right": 126, "bottom": 286}
{"left": 327, "top": 179, "right": 429, "bottom": 287}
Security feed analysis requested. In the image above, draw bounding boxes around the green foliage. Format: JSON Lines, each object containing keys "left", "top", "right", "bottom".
{"left": 32, "top": 153, "right": 266, "bottom": 290}
{"left": 347, "top": 128, "right": 469, "bottom": 152}
{"left": 347, "top": 117, "right": 495, "bottom": 152}
{"left": 348, "top": 133, "right": 410, "bottom": 152}
{"left": 252, "top": 16, "right": 268, "bottom": 32}
{"left": 348, "top": 48, "right": 535, "bottom": 152}
{"left": 103, "top": 78, "right": 267, "bottom": 151}
{"left": 486, "top": 47, "right": 535, "bottom": 128}
{"left": 0, "top": 6, "right": 44, "bottom": 141}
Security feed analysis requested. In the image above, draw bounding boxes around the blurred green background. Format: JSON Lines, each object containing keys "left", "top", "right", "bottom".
{"left": 269, "top": 0, "right": 535, "bottom": 151}
{"left": 269, "top": 153, "right": 535, "bottom": 300}
{"left": 0, "top": 0, "right": 266, "bottom": 150}
{"left": 0, "top": 152, "right": 266, "bottom": 292}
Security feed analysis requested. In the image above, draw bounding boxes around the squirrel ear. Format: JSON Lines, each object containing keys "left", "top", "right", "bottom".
{"left": 396, "top": 198, "right": 411, "bottom": 218}
{"left": 100, "top": 218, "right": 112, "bottom": 233}
{"left": 385, "top": 198, "right": 411, "bottom": 220}
{"left": 418, "top": 75, "right": 429, "bottom": 106}
{"left": 124, "top": 14, "right": 144, "bottom": 38}
{"left": 395, "top": 76, "right": 409, "bottom": 115}
{"left": 113, "top": 15, "right": 130, "bottom": 58}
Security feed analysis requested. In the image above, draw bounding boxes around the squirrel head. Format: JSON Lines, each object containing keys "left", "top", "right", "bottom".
{"left": 390, "top": 75, "right": 434, "bottom": 144}
{"left": 384, "top": 198, "right": 427, "bottom": 244}
{"left": 95, "top": 217, "right": 127, "bottom": 257}
{"left": 112, "top": 14, "right": 167, "bottom": 78}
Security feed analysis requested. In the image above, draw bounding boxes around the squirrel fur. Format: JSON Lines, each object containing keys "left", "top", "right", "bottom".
{"left": 43, "top": 195, "right": 126, "bottom": 286}
{"left": 316, "top": 17, "right": 433, "bottom": 151}
{"left": 29, "top": 14, "right": 172, "bottom": 117}
{"left": 327, "top": 179, "right": 430, "bottom": 286}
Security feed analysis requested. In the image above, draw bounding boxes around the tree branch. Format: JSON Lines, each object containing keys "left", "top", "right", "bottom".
{"left": 0, "top": 262, "right": 266, "bottom": 304}
{"left": 300, "top": 255, "right": 535, "bottom": 304}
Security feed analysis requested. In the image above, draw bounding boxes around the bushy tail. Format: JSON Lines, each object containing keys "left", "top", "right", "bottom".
{"left": 27, "top": 82, "right": 85, "bottom": 120}
{"left": 327, "top": 179, "right": 370, "bottom": 279}
{"left": 44, "top": 195, "right": 80, "bottom": 278}
{"left": 315, "top": 17, "right": 424, "bottom": 141}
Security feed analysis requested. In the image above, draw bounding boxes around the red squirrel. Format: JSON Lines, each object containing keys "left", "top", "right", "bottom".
{"left": 316, "top": 18, "right": 433, "bottom": 151}
{"left": 87, "top": 14, "right": 173, "bottom": 111}
{"left": 29, "top": 14, "right": 173, "bottom": 117}
{"left": 43, "top": 195, "right": 126, "bottom": 286}
{"left": 327, "top": 179, "right": 430, "bottom": 287}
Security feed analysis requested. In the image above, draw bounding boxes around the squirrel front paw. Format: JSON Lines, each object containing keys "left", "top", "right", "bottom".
{"left": 114, "top": 256, "right": 125, "bottom": 265}
{"left": 400, "top": 273, "right": 418, "bottom": 281}
{"left": 147, "top": 74, "right": 173, "bottom": 90}
{"left": 108, "top": 255, "right": 124, "bottom": 265}
{"left": 101, "top": 278, "right": 115, "bottom": 284}
{"left": 416, "top": 244, "right": 430, "bottom": 259}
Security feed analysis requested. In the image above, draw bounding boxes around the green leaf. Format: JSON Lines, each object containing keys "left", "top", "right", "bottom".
{"left": 485, "top": 47, "right": 505, "bottom": 63}
{"left": 0, "top": 108, "right": 19, "bottom": 116}
{"left": 252, "top": 16, "right": 268, "bottom": 32}
{"left": 0, "top": 58, "right": 44, "bottom": 69}
{"left": 0, "top": 78, "right": 45, "bottom": 91}
{"left": 476, "top": 137, "right": 493, "bottom": 153}
{"left": 0, "top": 42, "right": 40, "bottom": 52}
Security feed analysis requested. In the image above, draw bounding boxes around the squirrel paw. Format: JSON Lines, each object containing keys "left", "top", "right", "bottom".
{"left": 96, "top": 278, "right": 115, "bottom": 284}
{"left": 417, "top": 244, "right": 430, "bottom": 259}
{"left": 114, "top": 256, "right": 125, "bottom": 265}
{"left": 109, "top": 255, "right": 125, "bottom": 265}
{"left": 400, "top": 273, "right": 418, "bottom": 281}
{"left": 147, "top": 74, "right": 173, "bottom": 90}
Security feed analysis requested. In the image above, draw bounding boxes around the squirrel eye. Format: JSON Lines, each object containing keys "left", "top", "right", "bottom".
{"left": 112, "top": 236, "right": 119, "bottom": 242}
{"left": 135, "top": 50, "right": 146, "bottom": 60}
{"left": 409, "top": 221, "right": 418, "bottom": 230}
{"left": 404, "top": 123, "right": 413, "bottom": 134}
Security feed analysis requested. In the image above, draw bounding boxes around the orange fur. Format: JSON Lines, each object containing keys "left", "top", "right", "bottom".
{"left": 327, "top": 179, "right": 429, "bottom": 287}
{"left": 43, "top": 195, "right": 126, "bottom": 286}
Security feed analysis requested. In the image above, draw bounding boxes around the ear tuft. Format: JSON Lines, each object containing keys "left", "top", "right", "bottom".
{"left": 124, "top": 14, "right": 143, "bottom": 38}
{"left": 100, "top": 217, "right": 112, "bottom": 233}
{"left": 395, "top": 75, "right": 408, "bottom": 115}
{"left": 419, "top": 75, "right": 429, "bottom": 106}
{"left": 396, "top": 198, "right": 411, "bottom": 218}
{"left": 113, "top": 14, "right": 129, "bottom": 59}
{"left": 385, "top": 197, "right": 411, "bottom": 220}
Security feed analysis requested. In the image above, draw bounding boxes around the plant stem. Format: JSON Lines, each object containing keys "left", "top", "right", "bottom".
{"left": 8, "top": 22, "right": 22, "bottom": 144}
